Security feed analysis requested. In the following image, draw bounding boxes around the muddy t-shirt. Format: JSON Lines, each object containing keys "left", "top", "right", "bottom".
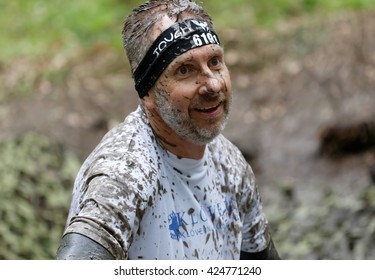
{"left": 63, "top": 106, "right": 270, "bottom": 259}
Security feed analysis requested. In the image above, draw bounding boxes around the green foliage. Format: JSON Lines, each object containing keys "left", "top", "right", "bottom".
{"left": 0, "top": 132, "right": 81, "bottom": 259}
{"left": 268, "top": 184, "right": 375, "bottom": 259}
{"left": 0, "top": 0, "right": 131, "bottom": 62}
{"left": 243, "top": 0, "right": 374, "bottom": 25}
{"left": 1, "top": 0, "right": 374, "bottom": 62}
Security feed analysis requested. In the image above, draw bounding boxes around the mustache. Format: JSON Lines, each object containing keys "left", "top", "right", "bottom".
{"left": 192, "top": 91, "right": 226, "bottom": 105}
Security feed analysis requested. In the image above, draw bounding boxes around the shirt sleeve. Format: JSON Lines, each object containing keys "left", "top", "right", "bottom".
{"left": 239, "top": 164, "right": 271, "bottom": 253}
{"left": 63, "top": 175, "right": 146, "bottom": 259}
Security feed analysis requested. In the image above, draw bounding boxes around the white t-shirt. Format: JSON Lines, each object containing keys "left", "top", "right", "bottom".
{"left": 64, "top": 106, "right": 270, "bottom": 259}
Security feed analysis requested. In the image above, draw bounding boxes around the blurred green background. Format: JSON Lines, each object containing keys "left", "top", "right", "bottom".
{"left": 2, "top": 0, "right": 374, "bottom": 63}
{"left": 1, "top": 0, "right": 375, "bottom": 260}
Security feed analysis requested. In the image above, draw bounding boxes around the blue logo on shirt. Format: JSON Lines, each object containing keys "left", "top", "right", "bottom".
{"left": 168, "top": 196, "right": 239, "bottom": 241}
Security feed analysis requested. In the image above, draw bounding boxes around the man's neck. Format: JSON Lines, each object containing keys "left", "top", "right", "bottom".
{"left": 145, "top": 110, "right": 206, "bottom": 160}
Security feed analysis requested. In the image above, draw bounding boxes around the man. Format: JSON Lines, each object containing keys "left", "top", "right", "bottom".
{"left": 56, "top": 0, "right": 280, "bottom": 260}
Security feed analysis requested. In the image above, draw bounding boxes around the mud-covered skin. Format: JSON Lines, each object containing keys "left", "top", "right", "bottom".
{"left": 62, "top": 106, "right": 270, "bottom": 259}
{"left": 240, "top": 239, "right": 280, "bottom": 260}
{"left": 56, "top": 233, "right": 114, "bottom": 260}
{"left": 142, "top": 16, "right": 232, "bottom": 160}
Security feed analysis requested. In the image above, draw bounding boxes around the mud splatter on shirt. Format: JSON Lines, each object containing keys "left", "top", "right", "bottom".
{"left": 63, "top": 106, "right": 270, "bottom": 259}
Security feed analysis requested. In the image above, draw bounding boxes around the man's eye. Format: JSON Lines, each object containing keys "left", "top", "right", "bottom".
{"left": 176, "top": 66, "right": 190, "bottom": 76}
{"left": 210, "top": 57, "right": 221, "bottom": 68}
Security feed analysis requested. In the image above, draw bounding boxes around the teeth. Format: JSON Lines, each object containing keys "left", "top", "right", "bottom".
{"left": 197, "top": 103, "right": 220, "bottom": 111}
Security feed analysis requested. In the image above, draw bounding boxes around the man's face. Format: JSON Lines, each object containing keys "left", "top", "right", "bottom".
{"left": 150, "top": 44, "right": 233, "bottom": 146}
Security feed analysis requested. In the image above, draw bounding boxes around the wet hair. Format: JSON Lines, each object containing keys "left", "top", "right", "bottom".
{"left": 122, "top": 0, "right": 214, "bottom": 76}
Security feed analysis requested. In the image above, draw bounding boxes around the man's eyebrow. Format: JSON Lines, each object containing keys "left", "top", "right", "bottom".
{"left": 210, "top": 48, "right": 224, "bottom": 57}
{"left": 168, "top": 46, "right": 224, "bottom": 69}
{"left": 170, "top": 55, "right": 194, "bottom": 67}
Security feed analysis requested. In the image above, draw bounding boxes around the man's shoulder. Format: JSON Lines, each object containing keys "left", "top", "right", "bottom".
{"left": 94, "top": 107, "right": 152, "bottom": 156}
{"left": 100, "top": 106, "right": 148, "bottom": 147}
{"left": 78, "top": 107, "right": 159, "bottom": 184}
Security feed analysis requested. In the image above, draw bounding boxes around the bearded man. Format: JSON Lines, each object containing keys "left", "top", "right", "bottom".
{"left": 56, "top": 0, "right": 280, "bottom": 260}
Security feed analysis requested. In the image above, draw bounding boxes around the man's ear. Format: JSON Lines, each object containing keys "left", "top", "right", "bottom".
{"left": 142, "top": 91, "right": 156, "bottom": 110}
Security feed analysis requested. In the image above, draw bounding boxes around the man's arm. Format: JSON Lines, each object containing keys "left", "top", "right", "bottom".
{"left": 240, "top": 239, "right": 281, "bottom": 260}
{"left": 56, "top": 233, "right": 115, "bottom": 260}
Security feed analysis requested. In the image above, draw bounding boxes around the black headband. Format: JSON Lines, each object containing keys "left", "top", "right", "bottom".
{"left": 133, "top": 19, "right": 221, "bottom": 98}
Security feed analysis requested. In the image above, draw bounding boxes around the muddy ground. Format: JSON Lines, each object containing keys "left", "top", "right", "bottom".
{"left": 1, "top": 10, "right": 375, "bottom": 259}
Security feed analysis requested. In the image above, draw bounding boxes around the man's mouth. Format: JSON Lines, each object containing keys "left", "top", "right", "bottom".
{"left": 195, "top": 102, "right": 222, "bottom": 113}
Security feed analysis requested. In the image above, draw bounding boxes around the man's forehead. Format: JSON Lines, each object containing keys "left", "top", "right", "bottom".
{"left": 134, "top": 17, "right": 221, "bottom": 98}
{"left": 171, "top": 44, "right": 224, "bottom": 63}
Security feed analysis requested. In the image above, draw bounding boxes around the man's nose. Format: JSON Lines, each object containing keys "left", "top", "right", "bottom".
{"left": 198, "top": 71, "right": 221, "bottom": 95}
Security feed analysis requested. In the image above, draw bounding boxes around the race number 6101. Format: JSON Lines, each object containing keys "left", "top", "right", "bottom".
{"left": 193, "top": 33, "right": 219, "bottom": 46}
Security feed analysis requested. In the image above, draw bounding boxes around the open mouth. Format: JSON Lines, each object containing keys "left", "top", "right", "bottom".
{"left": 195, "top": 102, "right": 222, "bottom": 113}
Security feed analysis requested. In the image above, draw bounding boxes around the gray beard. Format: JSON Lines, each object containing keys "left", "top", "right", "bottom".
{"left": 154, "top": 88, "right": 232, "bottom": 145}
